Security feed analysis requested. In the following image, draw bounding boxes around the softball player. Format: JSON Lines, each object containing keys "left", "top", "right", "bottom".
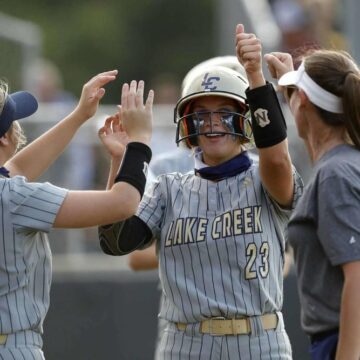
{"left": 0, "top": 74, "right": 153, "bottom": 359}
{"left": 266, "top": 47, "right": 360, "bottom": 359}
{"left": 99, "top": 24, "right": 303, "bottom": 359}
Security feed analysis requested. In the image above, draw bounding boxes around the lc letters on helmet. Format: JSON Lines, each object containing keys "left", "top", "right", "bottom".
{"left": 174, "top": 66, "right": 253, "bottom": 148}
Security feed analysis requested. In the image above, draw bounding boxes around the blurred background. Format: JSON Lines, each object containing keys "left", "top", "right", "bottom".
{"left": 0, "top": 0, "right": 358, "bottom": 359}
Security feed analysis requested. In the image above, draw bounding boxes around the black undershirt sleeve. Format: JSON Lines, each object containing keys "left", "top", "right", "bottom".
{"left": 98, "top": 215, "right": 153, "bottom": 256}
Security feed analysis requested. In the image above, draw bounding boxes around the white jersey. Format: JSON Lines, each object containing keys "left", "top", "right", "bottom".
{"left": 0, "top": 175, "right": 67, "bottom": 336}
{"left": 137, "top": 163, "right": 303, "bottom": 323}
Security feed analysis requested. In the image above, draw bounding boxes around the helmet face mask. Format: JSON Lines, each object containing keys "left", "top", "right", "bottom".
{"left": 174, "top": 66, "right": 253, "bottom": 148}
{"left": 176, "top": 109, "right": 252, "bottom": 147}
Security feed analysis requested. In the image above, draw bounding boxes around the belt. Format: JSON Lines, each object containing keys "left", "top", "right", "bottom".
{"left": 0, "top": 334, "right": 7, "bottom": 345}
{"left": 176, "top": 313, "right": 278, "bottom": 336}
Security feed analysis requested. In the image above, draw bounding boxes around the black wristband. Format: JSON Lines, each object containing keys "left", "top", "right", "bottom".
{"left": 114, "top": 142, "right": 152, "bottom": 197}
{"left": 245, "top": 82, "right": 287, "bottom": 148}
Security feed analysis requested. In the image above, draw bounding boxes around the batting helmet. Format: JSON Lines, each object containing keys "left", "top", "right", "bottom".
{"left": 174, "top": 65, "right": 252, "bottom": 148}
{"left": 181, "top": 56, "right": 247, "bottom": 95}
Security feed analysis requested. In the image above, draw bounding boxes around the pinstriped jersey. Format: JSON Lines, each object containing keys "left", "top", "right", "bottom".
{"left": 137, "top": 164, "right": 303, "bottom": 323}
{"left": 0, "top": 175, "right": 67, "bottom": 335}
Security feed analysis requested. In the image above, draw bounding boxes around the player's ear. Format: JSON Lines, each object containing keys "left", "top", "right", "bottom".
{"left": 0, "top": 133, "right": 11, "bottom": 146}
{"left": 298, "top": 89, "right": 309, "bottom": 108}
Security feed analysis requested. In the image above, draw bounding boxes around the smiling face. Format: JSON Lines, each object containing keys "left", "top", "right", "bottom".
{"left": 193, "top": 95, "right": 243, "bottom": 166}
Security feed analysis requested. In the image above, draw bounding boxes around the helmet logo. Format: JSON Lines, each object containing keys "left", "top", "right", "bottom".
{"left": 201, "top": 73, "right": 220, "bottom": 91}
{"left": 254, "top": 108, "right": 270, "bottom": 128}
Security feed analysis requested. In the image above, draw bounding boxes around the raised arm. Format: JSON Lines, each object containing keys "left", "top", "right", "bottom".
{"left": 235, "top": 24, "right": 294, "bottom": 207}
{"left": 99, "top": 80, "right": 152, "bottom": 190}
{"left": 5, "top": 70, "right": 118, "bottom": 181}
{"left": 98, "top": 112, "right": 129, "bottom": 189}
{"left": 53, "top": 80, "right": 154, "bottom": 228}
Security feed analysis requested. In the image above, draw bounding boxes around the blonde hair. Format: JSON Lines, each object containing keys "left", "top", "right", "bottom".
{"left": 0, "top": 79, "right": 27, "bottom": 149}
{"left": 10, "top": 121, "right": 27, "bottom": 151}
{"left": 0, "top": 80, "right": 9, "bottom": 113}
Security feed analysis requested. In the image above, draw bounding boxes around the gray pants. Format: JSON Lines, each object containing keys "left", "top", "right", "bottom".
{"left": 0, "top": 330, "right": 44, "bottom": 360}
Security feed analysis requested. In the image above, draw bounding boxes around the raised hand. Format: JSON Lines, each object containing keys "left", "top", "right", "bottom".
{"left": 235, "top": 24, "right": 265, "bottom": 88}
{"left": 120, "top": 80, "right": 154, "bottom": 146}
{"left": 98, "top": 113, "right": 129, "bottom": 159}
{"left": 75, "top": 70, "right": 118, "bottom": 121}
{"left": 264, "top": 52, "right": 294, "bottom": 81}
{"left": 235, "top": 24, "right": 262, "bottom": 74}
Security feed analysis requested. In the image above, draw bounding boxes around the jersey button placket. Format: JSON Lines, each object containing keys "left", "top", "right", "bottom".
{"left": 208, "top": 184, "right": 217, "bottom": 211}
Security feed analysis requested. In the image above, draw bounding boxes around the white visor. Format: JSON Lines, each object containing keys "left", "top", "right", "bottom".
{"left": 278, "top": 62, "right": 343, "bottom": 114}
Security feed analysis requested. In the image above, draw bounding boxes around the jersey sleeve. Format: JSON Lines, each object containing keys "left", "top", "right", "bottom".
{"left": 317, "top": 174, "right": 360, "bottom": 265}
{"left": 136, "top": 175, "right": 166, "bottom": 240}
{"left": 9, "top": 177, "right": 68, "bottom": 233}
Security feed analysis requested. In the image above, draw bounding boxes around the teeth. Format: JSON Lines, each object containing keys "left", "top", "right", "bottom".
{"left": 205, "top": 134, "right": 224, "bottom": 137}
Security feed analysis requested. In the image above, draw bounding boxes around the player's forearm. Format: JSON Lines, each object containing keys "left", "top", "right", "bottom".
{"left": 245, "top": 82, "right": 293, "bottom": 207}
{"left": 106, "top": 157, "right": 122, "bottom": 190}
{"left": 258, "top": 140, "right": 294, "bottom": 207}
{"left": 7, "top": 110, "right": 85, "bottom": 180}
{"left": 247, "top": 71, "right": 266, "bottom": 90}
{"left": 336, "top": 275, "right": 360, "bottom": 360}
{"left": 54, "top": 183, "right": 140, "bottom": 228}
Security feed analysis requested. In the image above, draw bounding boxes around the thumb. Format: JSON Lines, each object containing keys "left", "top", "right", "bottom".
{"left": 236, "top": 23, "right": 244, "bottom": 35}
{"left": 264, "top": 53, "right": 282, "bottom": 67}
{"left": 264, "top": 54, "right": 283, "bottom": 80}
{"left": 98, "top": 127, "right": 106, "bottom": 139}
{"left": 95, "top": 88, "right": 106, "bottom": 100}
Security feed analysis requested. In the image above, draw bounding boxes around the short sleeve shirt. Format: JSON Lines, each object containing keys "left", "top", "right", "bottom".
{"left": 288, "top": 144, "right": 360, "bottom": 335}
{"left": 0, "top": 176, "right": 68, "bottom": 334}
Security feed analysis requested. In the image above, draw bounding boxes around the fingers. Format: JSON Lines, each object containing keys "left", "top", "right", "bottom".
{"left": 100, "top": 115, "right": 115, "bottom": 135}
{"left": 264, "top": 54, "right": 282, "bottom": 79}
{"left": 112, "top": 114, "right": 121, "bottom": 133}
{"left": 121, "top": 80, "right": 150, "bottom": 110}
{"left": 135, "top": 80, "right": 144, "bottom": 108}
{"left": 145, "top": 89, "right": 154, "bottom": 112}
{"left": 127, "top": 80, "right": 137, "bottom": 109}
{"left": 236, "top": 34, "right": 261, "bottom": 57}
{"left": 235, "top": 24, "right": 262, "bottom": 65}
{"left": 237, "top": 40, "right": 262, "bottom": 62}
{"left": 264, "top": 52, "right": 292, "bottom": 67}
{"left": 85, "top": 70, "right": 118, "bottom": 91}
{"left": 121, "top": 83, "right": 129, "bottom": 110}
{"left": 264, "top": 52, "right": 294, "bottom": 80}
{"left": 117, "top": 106, "right": 124, "bottom": 132}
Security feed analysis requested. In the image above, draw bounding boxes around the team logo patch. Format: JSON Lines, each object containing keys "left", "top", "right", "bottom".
{"left": 143, "top": 162, "right": 149, "bottom": 177}
{"left": 201, "top": 73, "right": 220, "bottom": 91}
{"left": 254, "top": 108, "right": 270, "bottom": 128}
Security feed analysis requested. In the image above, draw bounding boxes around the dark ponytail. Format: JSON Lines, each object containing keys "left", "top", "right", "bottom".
{"left": 342, "top": 72, "right": 360, "bottom": 148}
{"left": 305, "top": 50, "right": 360, "bottom": 149}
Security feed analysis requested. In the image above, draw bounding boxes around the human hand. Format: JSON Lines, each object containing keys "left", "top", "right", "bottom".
{"left": 264, "top": 52, "right": 294, "bottom": 81}
{"left": 235, "top": 23, "right": 265, "bottom": 88}
{"left": 98, "top": 113, "right": 129, "bottom": 159}
{"left": 120, "top": 80, "right": 153, "bottom": 146}
{"left": 75, "top": 70, "right": 118, "bottom": 121}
